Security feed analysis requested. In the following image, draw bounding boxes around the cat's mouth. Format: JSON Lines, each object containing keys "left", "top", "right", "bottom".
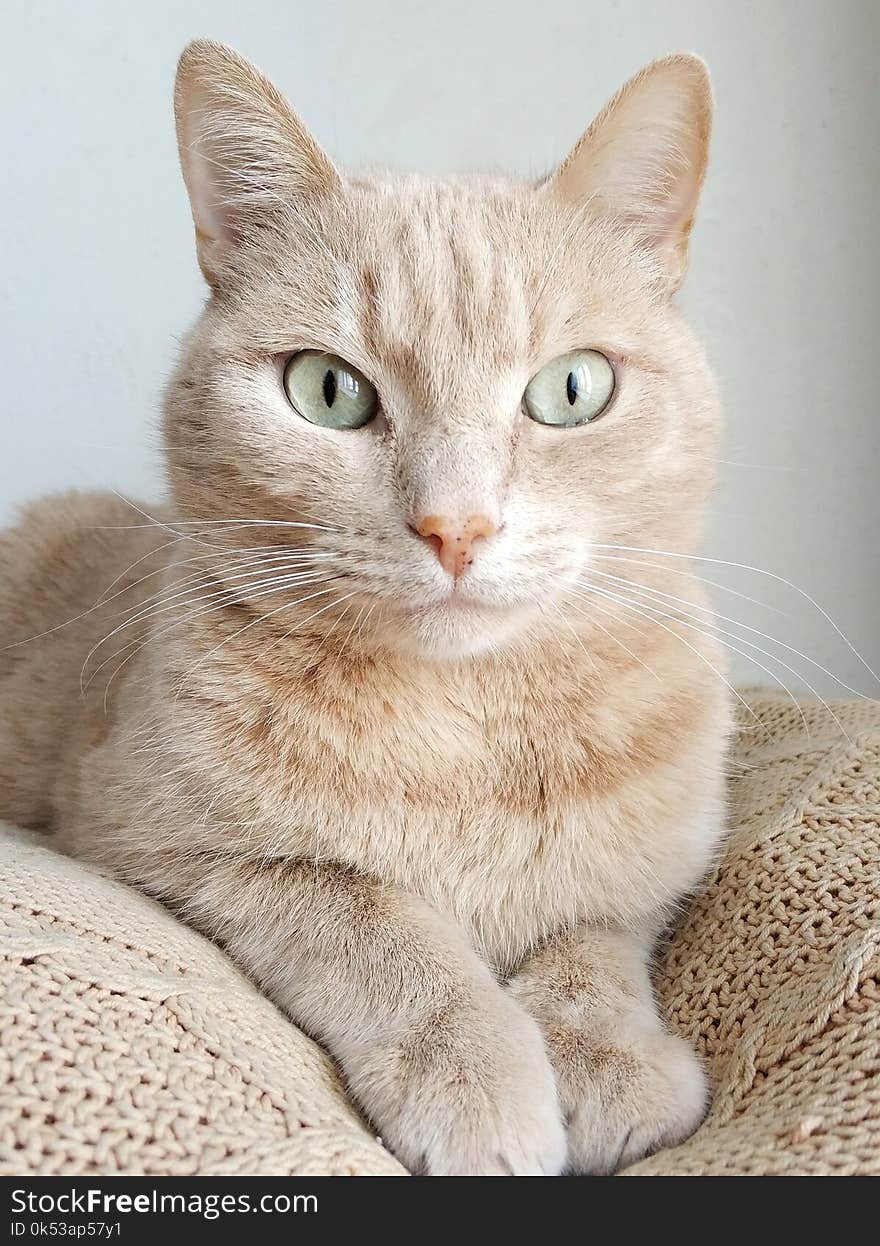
{"left": 398, "top": 589, "right": 512, "bottom": 619}
{"left": 379, "top": 584, "right": 535, "bottom": 659}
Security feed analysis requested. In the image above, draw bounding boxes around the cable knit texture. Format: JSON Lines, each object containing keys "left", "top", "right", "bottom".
{"left": 1, "top": 690, "right": 878, "bottom": 1176}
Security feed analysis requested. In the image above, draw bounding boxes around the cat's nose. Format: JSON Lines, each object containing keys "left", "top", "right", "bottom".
{"left": 413, "top": 513, "right": 498, "bottom": 579}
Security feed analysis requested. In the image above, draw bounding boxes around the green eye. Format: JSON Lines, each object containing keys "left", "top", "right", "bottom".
{"left": 283, "top": 351, "right": 378, "bottom": 429}
{"left": 523, "top": 350, "right": 615, "bottom": 427}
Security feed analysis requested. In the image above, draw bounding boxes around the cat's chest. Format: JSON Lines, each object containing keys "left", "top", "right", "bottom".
{"left": 266, "top": 666, "right": 593, "bottom": 841}
{"left": 196, "top": 657, "right": 712, "bottom": 966}
{"left": 234, "top": 671, "right": 710, "bottom": 970}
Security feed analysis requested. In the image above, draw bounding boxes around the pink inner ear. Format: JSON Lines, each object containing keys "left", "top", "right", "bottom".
{"left": 175, "top": 42, "right": 344, "bottom": 277}
{"left": 549, "top": 58, "right": 710, "bottom": 263}
{"left": 606, "top": 119, "right": 704, "bottom": 240}
{"left": 185, "top": 131, "right": 237, "bottom": 244}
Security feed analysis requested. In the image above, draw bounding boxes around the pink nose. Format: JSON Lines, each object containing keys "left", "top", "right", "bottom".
{"left": 414, "top": 513, "right": 498, "bottom": 579}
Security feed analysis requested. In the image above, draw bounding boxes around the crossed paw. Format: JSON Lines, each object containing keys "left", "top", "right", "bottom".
{"left": 344, "top": 991, "right": 706, "bottom": 1176}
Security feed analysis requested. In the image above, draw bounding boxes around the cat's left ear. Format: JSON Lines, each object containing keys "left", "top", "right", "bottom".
{"left": 545, "top": 55, "right": 712, "bottom": 292}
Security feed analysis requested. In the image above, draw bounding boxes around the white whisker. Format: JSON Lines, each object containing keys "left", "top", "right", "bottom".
{"left": 541, "top": 596, "right": 597, "bottom": 677}
{"left": 560, "top": 587, "right": 664, "bottom": 684}
{"left": 569, "top": 581, "right": 763, "bottom": 729}
{"left": 83, "top": 564, "right": 334, "bottom": 686}
{"left": 574, "top": 579, "right": 850, "bottom": 744}
{"left": 587, "top": 550, "right": 786, "bottom": 617}
{"left": 173, "top": 587, "right": 358, "bottom": 701}
{"left": 109, "top": 551, "right": 338, "bottom": 627}
{"left": 586, "top": 565, "right": 872, "bottom": 704}
{"left": 589, "top": 542, "right": 880, "bottom": 691}
{"left": 83, "top": 570, "right": 339, "bottom": 699}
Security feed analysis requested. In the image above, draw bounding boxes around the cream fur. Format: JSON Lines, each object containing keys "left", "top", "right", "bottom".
{"left": 0, "top": 41, "right": 731, "bottom": 1175}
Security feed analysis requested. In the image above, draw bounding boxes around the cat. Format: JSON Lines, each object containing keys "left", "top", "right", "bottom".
{"left": 0, "top": 40, "right": 731, "bottom": 1175}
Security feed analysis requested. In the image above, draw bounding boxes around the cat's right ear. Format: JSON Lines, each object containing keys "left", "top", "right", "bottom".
{"left": 174, "top": 40, "right": 340, "bottom": 286}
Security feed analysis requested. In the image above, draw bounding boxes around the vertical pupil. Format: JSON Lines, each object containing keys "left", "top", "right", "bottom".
{"left": 566, "top": 372, "right": 578, "bottom": 405}
{"left": 323, "top": 369, "right": 337, "bottom": 407}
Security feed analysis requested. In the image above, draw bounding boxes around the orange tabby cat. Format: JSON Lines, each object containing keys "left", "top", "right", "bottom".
{"left": 0, "top": 41, "right": 731, "bottom": 1174}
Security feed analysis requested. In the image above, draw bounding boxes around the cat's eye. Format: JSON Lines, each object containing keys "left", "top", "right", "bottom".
{"left": 283, "top": 351, "right": 378, "bottom": 429}
{"left": 523, "top": 350, "right": 615, "bottom": 427}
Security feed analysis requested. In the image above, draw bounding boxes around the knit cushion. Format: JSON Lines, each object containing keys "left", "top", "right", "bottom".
{"left": 1, "top": 691, "right": 878, "bottom": 1176}
{"left": 0, "top": 825, "right": 403, "bottom": 1176}
{"left": 628, "top": 691, "right": 880, "bottom": 1175}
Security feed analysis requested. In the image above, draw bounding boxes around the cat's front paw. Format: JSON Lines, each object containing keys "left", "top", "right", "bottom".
{"left": 344, "top": 993, "right": 566, "bottom": 1176}
{"left": 562, "top": 1028, "right": 707, "bottom": 1175}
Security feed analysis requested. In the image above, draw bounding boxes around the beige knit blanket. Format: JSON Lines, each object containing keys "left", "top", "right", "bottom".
{"left": 2, "top": 690, "right": 878, "bottom": 1176}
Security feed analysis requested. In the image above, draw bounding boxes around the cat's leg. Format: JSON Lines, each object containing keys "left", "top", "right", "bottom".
{"left": 151, "top": 854, "right": 565, "bottom": 1176}
{"left": 509, "top": 926, "right": 705, "bottom": 1174}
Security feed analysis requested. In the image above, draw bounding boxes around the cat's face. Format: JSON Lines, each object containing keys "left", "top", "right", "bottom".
{"left": 166, "top": 42, "right": 719, "bottom": 660}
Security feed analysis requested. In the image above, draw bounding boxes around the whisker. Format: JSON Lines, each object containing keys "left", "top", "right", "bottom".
{"left": 1, "top": 533, "right": 191, "bottom": 651}
{"left": 560, "top": 587, "right": 664, "bottom": 684}
{"left": 84, "top": 563, "right": 334, "bottom": 679}
{"left": 530, "top": 197, "right": 594, "bottom": 315}
{"left": 578, "top": 580, "right": 812, "bottom": 737}
{"left": 569, "top": 582, "right": 763, "bottom": 729}
{"left": 96, "top": 576, "right": 343, "bottom": 711}
{"left": 339, "top": 602, "right": 368, "bottom": 653}
{"left": 589, "top": 542, "right": 880, "bottom": 691}
{"left": 587, "top": 551, "right": 786, "bottom": 617}
{"left": 112, "top": 551, "right": 338, "bottom": 625}
{"left": 173, "top": 587, "right": 357, "bottom": 701}
{"left": 106, "top": 492, "right": 228, "bottom": 550}
{"left": 83, "top": 570, "right": 337, "bottom": 697}
{"left": 93, "top": 517, "right": 343, "bottom": 533}
{"left": 355, "top": 600, "right": 378, "bottom": 647}
{"left": 5, "top": 539, "right": 336, "bottom": 654}
{"left": 541, "top": 596, "right": 597, "bottom": 676}
{"left": 562, "top": 587, "right": 757, "bottom": 772}
{"left": 574, "top": 579, "right": 848, "bottom": 743}
{"left": 258, "top": 590, "right": 362, "bottom": 666}
{"left": 585, "top": 566, "right": 872, "bottom": 703}
{"left": 94, "top": 534, "right": 196, "bottom": 604}
{"left": 54, "top": 547, "right": 331, "bottom": 658}
{"left": 104, "top": 491, "right": 346, "bottom": 549}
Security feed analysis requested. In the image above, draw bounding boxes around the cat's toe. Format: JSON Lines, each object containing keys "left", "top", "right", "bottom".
{"left": 402, "top": 1028, "right": 567, "bottom": 1176}
{"left": 348, "top": 996, "right": 567, "bottom": 1176}
{"left": 564, "top": 1030, "right": 707, "bottom": 1175}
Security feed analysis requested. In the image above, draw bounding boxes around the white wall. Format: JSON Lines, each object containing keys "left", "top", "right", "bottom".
{"left": 2, "top": 0, "right": 878, "bottom": 695}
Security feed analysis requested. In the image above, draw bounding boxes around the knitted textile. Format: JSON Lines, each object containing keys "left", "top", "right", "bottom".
{"left": 0, "top": 825, "right": 403, "bottom": 1176}
{"left": 626, "top": 691, "right": 880, "bottom": 1175}
{"left": 1, "top": 691, "right": 878, "bottom": 1176}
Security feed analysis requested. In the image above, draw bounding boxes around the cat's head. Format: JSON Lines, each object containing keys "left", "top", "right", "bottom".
{"left": 165, "top": 40, "right": 719, "bottom": 661}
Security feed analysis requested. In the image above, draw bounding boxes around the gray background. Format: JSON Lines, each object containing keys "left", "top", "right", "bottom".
{"left": 2, "top": 1, "right": 878, "bottom": 695}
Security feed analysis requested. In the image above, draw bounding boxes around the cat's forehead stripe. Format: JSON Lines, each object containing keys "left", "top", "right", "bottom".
{"left": 349, "top": 193, "right": 533, "bottom": 391}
